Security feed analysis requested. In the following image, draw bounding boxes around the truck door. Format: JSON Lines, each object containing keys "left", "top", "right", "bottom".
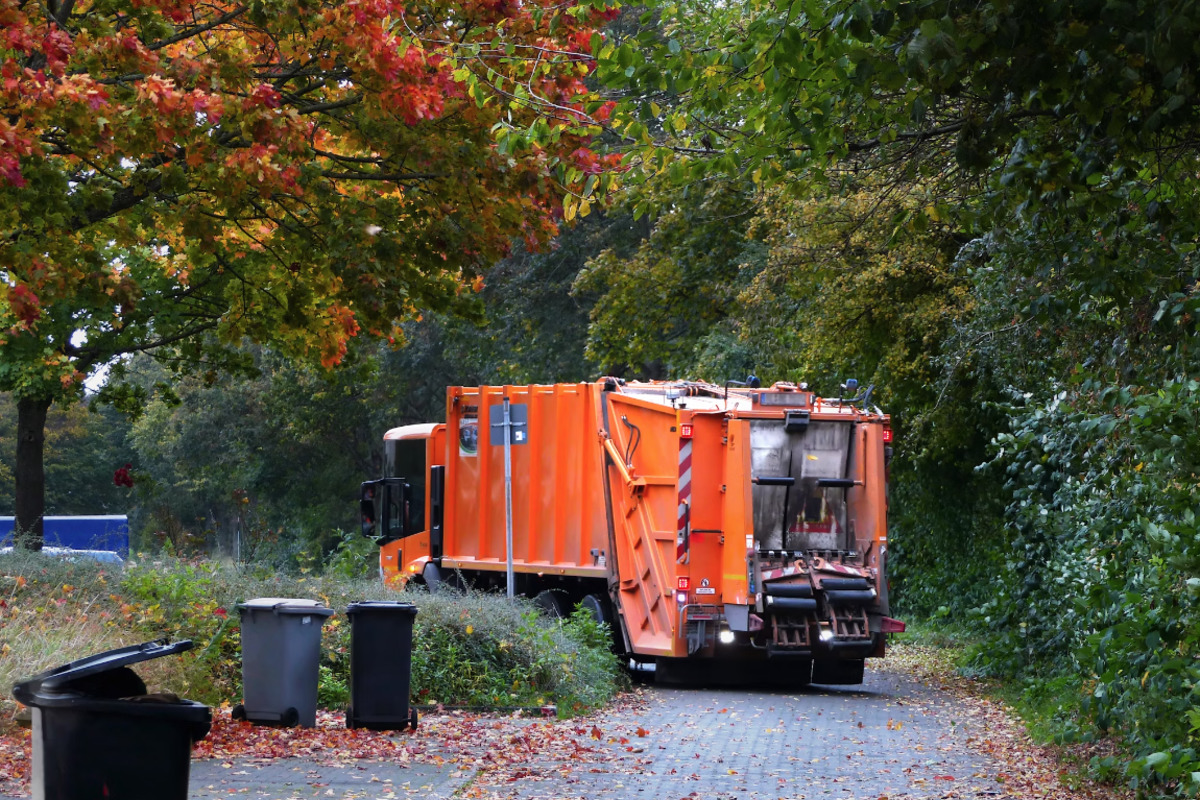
{"left": 386, "top": 438, "right": 426, "bottom": 540}
{"left": 363, "top": 436, "right": 433, "bottom": 583}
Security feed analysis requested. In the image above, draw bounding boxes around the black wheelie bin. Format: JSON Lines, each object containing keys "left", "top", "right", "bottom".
{"left": 12, "top": 639, "right": 211, "bottom": 800}
{"left": 345, "top": 600, "right": 419, "bottom": 730}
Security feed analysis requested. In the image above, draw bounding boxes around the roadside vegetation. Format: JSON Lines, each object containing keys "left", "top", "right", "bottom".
{"left": 0, "top": 549, "right": 625, "bottom": 730}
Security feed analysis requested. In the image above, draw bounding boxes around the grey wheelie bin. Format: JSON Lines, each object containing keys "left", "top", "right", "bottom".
{"left": 345, "top": 600, "right": 419, "bottom": 731}
{"left": 12, "top": 639, "right": 211, "bottom": 800}
{"left": 233, "top": 598, "right": 334, "bottom": 727}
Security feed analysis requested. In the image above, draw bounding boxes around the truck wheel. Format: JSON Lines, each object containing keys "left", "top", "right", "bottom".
{"left": 580, "top": 593, "right": 610, "bottom": 626}
{"left": 581, "top": 593, "right": 626, "bottom": 653}
{"left": 422, "top": 562, "right": 443, "bottom": 592}
{"left": 533, "top": 589, "right": 569, "bottom": 619}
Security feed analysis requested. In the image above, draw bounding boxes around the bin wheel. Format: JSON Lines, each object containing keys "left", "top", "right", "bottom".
{"left": 408, "top": 707, "right": 419, "bottom": 731}
{"left": 282, "top": 707, "right": 300, "bottom": 727}
{"left": 231, "top": 704, "right": 246, "bottom": 722}
{"left": 346, "top": 708, "right": 356, "bottom": 729}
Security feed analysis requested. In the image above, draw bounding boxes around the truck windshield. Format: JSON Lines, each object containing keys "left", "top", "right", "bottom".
{"left": 749, "top": 420, "right": 852, "bottom": 552}
{"left": 385, "top": 439, "right": 426, "bottom": 536}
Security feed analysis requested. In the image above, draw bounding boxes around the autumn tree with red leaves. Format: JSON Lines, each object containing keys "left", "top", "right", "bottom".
{"left": 0, "top": 0, "right": 615, "bottom": 546}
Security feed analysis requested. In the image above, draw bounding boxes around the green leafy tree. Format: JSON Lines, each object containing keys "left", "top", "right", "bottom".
{"left": 573, "top": 180, "right": 761, "bottom": 377}
{"left": 0, "top": 0, "right": 614, "bottom": 546}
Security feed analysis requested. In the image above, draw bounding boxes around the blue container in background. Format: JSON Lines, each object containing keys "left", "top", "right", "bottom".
{"left": 0, "top": 515, "right": 129, "bottom": 558}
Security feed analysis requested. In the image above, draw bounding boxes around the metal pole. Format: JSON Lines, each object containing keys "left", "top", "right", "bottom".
{"left": 503, "top": 397, "right": 514, "bottom": 599}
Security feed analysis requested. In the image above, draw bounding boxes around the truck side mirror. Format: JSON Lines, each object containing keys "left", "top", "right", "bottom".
{"left": 359, "top": 482, "right": 378, "bottom": 537}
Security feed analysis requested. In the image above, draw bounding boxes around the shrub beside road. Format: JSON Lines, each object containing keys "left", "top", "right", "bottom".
{"left": 0, "top": 548, "right": 624, "bottom": 775}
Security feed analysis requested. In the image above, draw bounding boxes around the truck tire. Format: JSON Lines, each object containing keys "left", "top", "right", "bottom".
{"left": 581, "top": 593, "right": 626, "bottom": 654}
{"left": 533, "top": 589, "right": 569, "bottom": 619}
{"left": 580, "top": 593, "right": 611, "bottom": 626}
{"left": 422, "top": 562, "right": 443, "bottom": 592}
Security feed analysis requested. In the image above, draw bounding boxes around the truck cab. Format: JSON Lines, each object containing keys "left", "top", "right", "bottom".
{"left": 360, "top": 423, "right": 445, "bottom": 584}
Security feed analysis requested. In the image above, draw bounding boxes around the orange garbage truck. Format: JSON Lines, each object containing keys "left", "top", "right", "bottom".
{"left": 360, "top": 379, "right": 904, "bottom": 684}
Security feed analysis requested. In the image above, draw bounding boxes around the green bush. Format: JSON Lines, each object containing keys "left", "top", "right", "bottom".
{"left": 317, "top": 664, "right": 350, "bottom": 708}
{"left": 407, "top": 591, "right": 625, "bottom": 713}
{"left": 975, "top": 376, "right": 1200, "bottom": 796}
{"left": 0, "top": 551, "right": 625, "bottom": 722}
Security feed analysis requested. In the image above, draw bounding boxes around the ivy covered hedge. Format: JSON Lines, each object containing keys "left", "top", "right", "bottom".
{"left": 973, "top": 376, "right": 1200, "bottom": 793}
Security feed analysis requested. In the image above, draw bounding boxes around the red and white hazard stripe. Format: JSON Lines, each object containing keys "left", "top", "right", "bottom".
{"left": 677, "top": 437, "right": 692, "bottom": 564}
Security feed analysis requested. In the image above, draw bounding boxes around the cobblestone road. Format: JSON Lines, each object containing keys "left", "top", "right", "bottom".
{"left": 480, "top": 668, "right": 1009, "bottom": 800}
{"left": 187, "top": 665, "right": 1010, "bottom": 800}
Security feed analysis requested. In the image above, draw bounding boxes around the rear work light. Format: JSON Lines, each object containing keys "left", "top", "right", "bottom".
{"left": 676, "top": 591, "right": 688, "bottom": 604}
{"left": 679, "top": 423, "right": 694, "bottom": 439}
{"left": 882, "top": 427, "right": 893, "bottom": 443}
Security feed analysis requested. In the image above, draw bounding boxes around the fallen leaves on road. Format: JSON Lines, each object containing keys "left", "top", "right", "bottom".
{"left": 888, "top": 639, "right": 1130, "bottom": 800}
{"left": 0, "top": 695, "right": 651, "bottom": 797}
{"left": 0, "top": 727, "right": 29, "bottom": 793}
{"left": 0, "top": 654, "right": 1132, "bottom": 800}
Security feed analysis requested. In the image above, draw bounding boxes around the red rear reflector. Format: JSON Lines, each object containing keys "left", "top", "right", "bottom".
{"left": 882, "top": 428, "right": 893, "bottom": 443}
{"left": 677, "top": 577, "right": 690, "bottom": 590}
{"left": 881, "top": 617, "right": 906, "bottom": 633}
{"left": 680, "top": 423, "right": 694, "bottom": 438}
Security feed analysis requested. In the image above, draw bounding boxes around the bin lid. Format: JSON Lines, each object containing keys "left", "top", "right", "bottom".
{"left": 346, "top": 600, "right": 419, "bottom": 616}
{"left": 238, "top": 597, "right": 335, "bottom": 616}
{"left": 13, "top": 639, "right": 193, "bottom": 696}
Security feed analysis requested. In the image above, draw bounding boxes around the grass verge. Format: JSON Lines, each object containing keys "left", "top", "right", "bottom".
{"left": 0, "top": 550, "right": 625, "bottom": 730}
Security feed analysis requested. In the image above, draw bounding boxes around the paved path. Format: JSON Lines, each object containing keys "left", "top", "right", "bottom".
{"left": 189, "top": 759, "right": 468, "bottom": 799}
{"left": 187, "top": 667, "right": 1010, "bottom": 800}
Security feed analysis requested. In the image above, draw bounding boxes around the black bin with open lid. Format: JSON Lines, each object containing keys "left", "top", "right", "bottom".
{"left": 12, "top": 639, "right": 211, "bottom": 800}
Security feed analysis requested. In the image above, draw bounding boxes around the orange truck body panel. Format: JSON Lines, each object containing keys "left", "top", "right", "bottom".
{"left": 443, "top": 384, "right": 610, "bottom": 577}
{"left": 366, "top": 380, "right": 897, "bottom": 681}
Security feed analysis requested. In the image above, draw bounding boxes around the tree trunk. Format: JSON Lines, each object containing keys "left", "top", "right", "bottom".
{"left": 15, "top": 395, "right": 51, "bottom": 550}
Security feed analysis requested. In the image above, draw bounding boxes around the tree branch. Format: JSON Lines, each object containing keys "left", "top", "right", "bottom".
{"left": 297, "top": 95, "right": 362, "bottom": 115}
{"left": 320, "top": 170, "right": 446, "bottom": 181}
{"left": 146, "top": 6, "right": 249, "bottom": 52}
